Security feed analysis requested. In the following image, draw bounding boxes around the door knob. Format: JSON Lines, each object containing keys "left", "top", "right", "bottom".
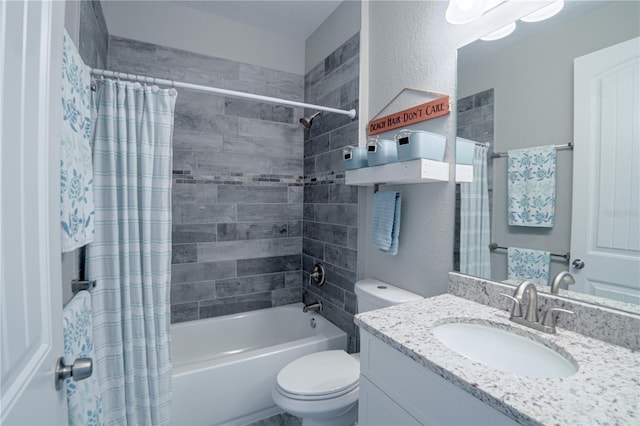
{"left": 572, "top": 259, "right": 585, "bottom": 269}
{"left": 55, "top": 357, "right": 93, "bottom": 390}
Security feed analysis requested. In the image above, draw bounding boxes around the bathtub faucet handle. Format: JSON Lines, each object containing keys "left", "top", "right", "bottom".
{"left": 308, "top": 263, "right": 326, "bottom": 286}
{"left": 303, "top": 301, "right": 322, "bottom": 313}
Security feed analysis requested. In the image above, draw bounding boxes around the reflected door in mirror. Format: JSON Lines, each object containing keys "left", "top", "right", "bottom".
{"left": 571, "top": 37, "right": 640, "bottom": 304}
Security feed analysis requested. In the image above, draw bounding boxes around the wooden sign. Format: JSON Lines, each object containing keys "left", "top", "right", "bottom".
{"left": 368, "top": 95, "right": 450, "bottom": 136}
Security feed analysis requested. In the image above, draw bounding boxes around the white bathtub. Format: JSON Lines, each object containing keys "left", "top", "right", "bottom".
{"left": 170, "top": 303, "right": 348, "bottom": 426}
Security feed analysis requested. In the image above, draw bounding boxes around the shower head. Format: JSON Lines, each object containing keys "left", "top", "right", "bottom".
{"left": 299, "top": 111, "right": 323, "bottom": 129}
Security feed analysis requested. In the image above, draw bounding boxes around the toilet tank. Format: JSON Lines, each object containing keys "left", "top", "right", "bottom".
{"left": 354, "top": 278, "right": 423, "bottom": 313}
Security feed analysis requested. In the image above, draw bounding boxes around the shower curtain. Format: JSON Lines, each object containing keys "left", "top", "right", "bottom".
{"left": 87, "top": 80, "right": 177, "bottom": 425}
{"left": 460, "top": 144, "right": 491, "bottom": 279}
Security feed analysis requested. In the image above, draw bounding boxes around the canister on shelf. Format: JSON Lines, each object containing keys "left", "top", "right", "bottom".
{"left": 343, "top": 146, "right": 369, "bottom": 170}
{"left": 395, "top": 129, "right": 446, "bottom": 162}
{"left": 455, "top": 137, "right": 475, "bottom": 165}
{"left": 366, "top": 137, "right": 398, "bottom": 166}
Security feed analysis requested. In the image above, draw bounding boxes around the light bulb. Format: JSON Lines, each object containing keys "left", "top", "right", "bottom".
{"left": 446, "top": 0, "right": 488, "bottom": 25}
{"left": 458, "top": 0, "right": 476, "bottom": 12}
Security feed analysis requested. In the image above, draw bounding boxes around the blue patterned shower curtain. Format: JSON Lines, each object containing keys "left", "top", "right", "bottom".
{"left": 460, "top": 144, "right": 491, "bottom": 279}
{"left": 87, "top": 80, "right": 177, "bottom": 425}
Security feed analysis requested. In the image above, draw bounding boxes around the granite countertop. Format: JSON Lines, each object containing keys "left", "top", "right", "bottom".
{"left": 355, "top": 294, "right": 640, "bottom": 426}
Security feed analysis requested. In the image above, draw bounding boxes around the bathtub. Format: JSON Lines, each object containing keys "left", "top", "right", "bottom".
{"left": 170, "top": 303, "right": 348, "bottom": 426}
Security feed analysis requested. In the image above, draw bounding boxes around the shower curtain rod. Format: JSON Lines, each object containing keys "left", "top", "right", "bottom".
{"left": 91, "top": 69, "right": 357, "bottom": 119}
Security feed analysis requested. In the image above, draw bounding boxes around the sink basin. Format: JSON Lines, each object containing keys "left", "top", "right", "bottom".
{"left": 432, "top": 322, "right": 577, "bottom": 378}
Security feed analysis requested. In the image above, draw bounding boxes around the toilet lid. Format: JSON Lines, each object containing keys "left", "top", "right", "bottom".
{"left": 276, "top": 350, "right": 360, "bottom": 397}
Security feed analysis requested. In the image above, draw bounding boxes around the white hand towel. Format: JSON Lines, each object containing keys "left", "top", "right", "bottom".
{"left": 63, "top": 290, "right": 103, "bottom": 425}
{"left": 60, "top": 30, "right": 95, "bottom": 252}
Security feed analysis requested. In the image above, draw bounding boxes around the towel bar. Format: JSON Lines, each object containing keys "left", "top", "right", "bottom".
{"left": 489, "top": 243, "right": 570, "bottom": 261}
{"left": 491, "top": 142, "right": 573, "bottom": 158}
{"left": 71, "top": 279, "right": 97, "bottom": 294}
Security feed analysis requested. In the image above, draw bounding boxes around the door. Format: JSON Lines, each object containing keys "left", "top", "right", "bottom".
{"left": 571, "top": 37, "right": 640, "bottom": 304}
{"left": 0, "top": 1, "right": 68, "bottom": 424}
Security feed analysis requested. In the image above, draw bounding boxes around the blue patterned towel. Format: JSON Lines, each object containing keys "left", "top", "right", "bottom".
{"left": 372, "top": 191, "right": 401, "bottom": 255}
{"left": 507, "top": 145, "right": 556, "bottom": 227}
{"left": 507, "top": 247, "right": 551, "bottom": 286}
{"left": 60, "top": 30, "right": 95, "bottom": 252}
{"left": 63, "top": 291, "right": 102, "bottom": 426}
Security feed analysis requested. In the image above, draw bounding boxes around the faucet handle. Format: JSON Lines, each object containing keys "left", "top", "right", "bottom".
{"left": 499, "top": 293, "right": 522, "bottom": 318}
{"left": 541, "top": 308, "right": 574, "bottom": 328}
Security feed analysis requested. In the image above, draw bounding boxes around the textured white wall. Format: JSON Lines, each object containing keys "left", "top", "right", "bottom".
{"left": 101, "top": 0, "right": 305, "bottom": 75}
{"left": 359, "top": 0, "right": 551, "bottom": 297}
{"left": 305, "top": 0, "right": 361, "bottom": 73}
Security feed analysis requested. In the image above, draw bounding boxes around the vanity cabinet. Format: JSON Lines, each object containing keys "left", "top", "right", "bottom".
{"left": 358, "top": 331, "right": 519, "bottom": 426}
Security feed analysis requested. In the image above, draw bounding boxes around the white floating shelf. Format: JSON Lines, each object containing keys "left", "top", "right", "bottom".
{"left": 455, "top": 164, "right": 473, "bottom": 183}
{"left": 345, "top": 159, "right": 449, "bottom": 186}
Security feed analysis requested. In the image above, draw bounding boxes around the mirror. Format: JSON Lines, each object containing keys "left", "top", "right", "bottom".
{"left": 454, "top": 0, "right": 640, "bottom": 314}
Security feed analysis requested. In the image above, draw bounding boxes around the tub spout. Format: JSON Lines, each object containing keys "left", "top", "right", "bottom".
{"left": 303, "top": 301, "right": 322, "bottom": 313}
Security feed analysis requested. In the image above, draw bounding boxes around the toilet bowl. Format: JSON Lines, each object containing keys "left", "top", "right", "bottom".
{"left": 272, "top": 279, "right": 423, "bottom": 425}
{"left": 272, "top": 350, "right": 359, "bottom": 426}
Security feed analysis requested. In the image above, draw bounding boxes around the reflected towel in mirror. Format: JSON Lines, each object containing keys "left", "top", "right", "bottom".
{"left": 508, "top": 247, "right": 551, "bottom": 286}
{"left": 507, "top": 145, "right": 556, "bottom": 227}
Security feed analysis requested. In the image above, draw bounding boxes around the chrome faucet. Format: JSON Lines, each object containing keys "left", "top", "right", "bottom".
{"left": 303, "top": 301, "right": 322, "bottom": 313}
{"left": 512, "top": 280, "right": 539, "bottom": 322}
{"left": 501, "top": 281, "right": 573, "bottom": 334}
{"left": 550, "top": 271, "right": 575, "bottom": 294}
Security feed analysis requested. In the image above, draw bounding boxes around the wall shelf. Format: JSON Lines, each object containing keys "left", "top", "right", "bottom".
{"left": 455, "top": 164, "right": 473, "bottom": 183}
{"left": 345, "top": 158, "right": 449, "bottom": 186}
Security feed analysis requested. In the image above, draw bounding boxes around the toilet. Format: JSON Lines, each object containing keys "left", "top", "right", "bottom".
{"left": 272, "top": 278, "right": 423, "bottom": 426}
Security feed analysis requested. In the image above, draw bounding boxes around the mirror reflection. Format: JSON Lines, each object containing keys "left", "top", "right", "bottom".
{"left": 454, "top": 0, "right": 640, "bottom": 313}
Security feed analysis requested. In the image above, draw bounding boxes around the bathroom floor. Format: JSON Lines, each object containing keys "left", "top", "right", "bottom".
{"left": 246, "top": 413, "right": 302, "bottom": 426}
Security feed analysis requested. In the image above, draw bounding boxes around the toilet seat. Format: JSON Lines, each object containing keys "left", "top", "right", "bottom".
{"left": 275, "top": 350, "right": 360, "bottom": 401}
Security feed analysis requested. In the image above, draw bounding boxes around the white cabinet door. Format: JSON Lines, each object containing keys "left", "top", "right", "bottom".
{"left": 0, "top": 1, "right": 67, "bottom": 424}
{"left": 359, "top": 332, "right": 519, "bottom": 426}
{"left": 359, "top": 376, "right": 421, "bottom": 426}
{"left": 571, "top": 37, "right": 640, "bottom": 304}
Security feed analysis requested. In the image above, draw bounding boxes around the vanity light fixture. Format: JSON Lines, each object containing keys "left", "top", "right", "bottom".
{"left": 521, "top": 0, "right": 564, "bottom": 23}
{"left": 480, "top": 22, "right": 517, "bottom": 41}
{"left": 445, "top": 0, "right": 507, "bottom": 25}
{"left": 446, "top": 0, "right": 488, "bottom": 25}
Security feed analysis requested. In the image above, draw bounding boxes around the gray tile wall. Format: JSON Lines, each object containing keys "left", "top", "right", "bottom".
{"left": 454, "top": 89, "right": 495, "bottom": 270}
{"left": 78, "top": 0, "right": 108, "bottom": 69}
{"left": 107, "top": 36, "right": 305, "bottom": 323}
{"left": 302, "top": 33, "right": 360, "bottom": 353}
